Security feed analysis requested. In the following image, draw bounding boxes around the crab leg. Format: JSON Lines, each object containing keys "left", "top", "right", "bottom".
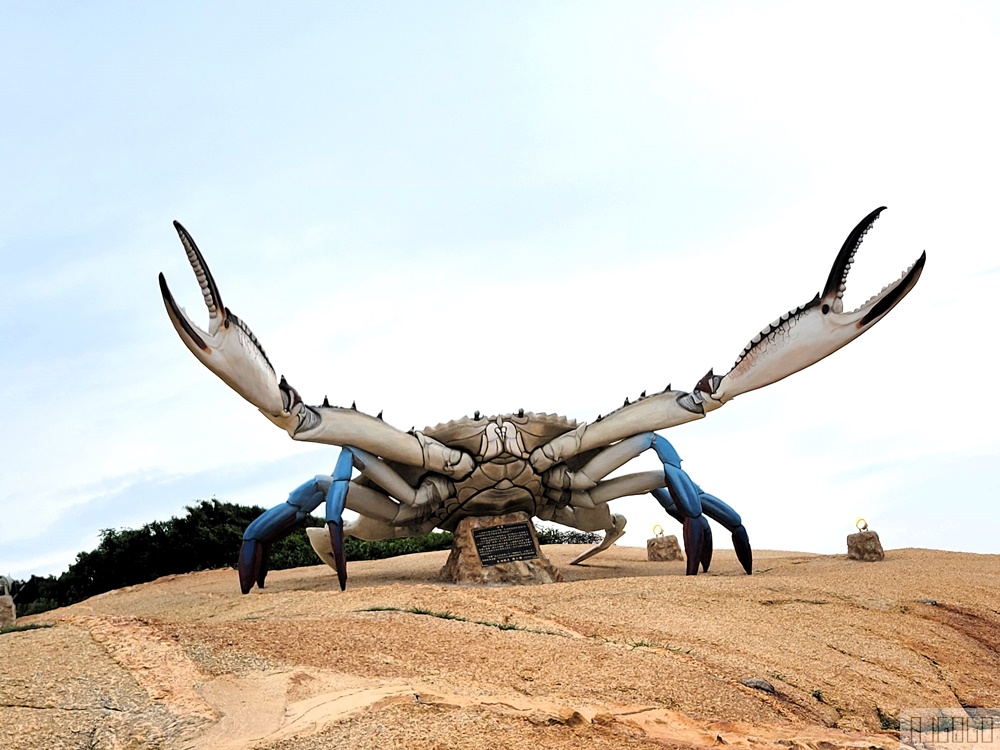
{"left": 548, "top": 433, "right": 749, "bottom": 573}
{"left": 347, "top": 447, "right": 456, "bottom": 508}
{"left": 652, "top": 488, "right": 751, "bottom": 574}
{"left": 238, "top": 473, "right": 333, "bottom": 594}
{"left": 539, "top": 503, "right": 628, "bottom": 562}
{"left": 160, "top": 221, "right": 475, "bottom": 478}
{"left": 238, "top": 449, "right": 356, "bottom": 593}
{"left": 306, "top": 482, "right": 441, "bottom": 571}
{"left": 531, "top": 208, "right": 925, "bottom": 473}
{"left": 323, "top": 448, "right": 354, "bottom": 590}
{"left": 241, "top": 443, "right": 460, "bottom": 591}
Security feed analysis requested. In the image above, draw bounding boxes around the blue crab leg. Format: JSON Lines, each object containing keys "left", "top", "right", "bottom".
{"left": 238, "top": 476, "right": 330, "bottom": 594}
{"left": 237, "top": 446, "right": 357, "bottom": 594}
{"left": 325, "top": 448, "right": 354, "bottom": 591}
{"left": 548, "top": 433, "right": 749, "bottom": 574}
{"left": 650, "top": 435, "right": 711, "bottom": 575}
{"left": 651, "top": 488, "right": 752, "bottom": 575}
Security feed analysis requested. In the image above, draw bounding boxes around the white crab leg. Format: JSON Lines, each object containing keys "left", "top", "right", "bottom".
{"left": 531, "top": 207, "right": 924, "bottom": 473}
{"left": 544, "top": 433, "right": 667, "bottom": 491}
{"left": 160, "top": 221, "right": 475, "bottom": 478}
{"left": 567, "top": 514, "right": 627, "bottom": 565}
{"left": 712, "top": 209, "right": 925, "bottom": 404}
{"left": 529, "top": 392, "right": 702, "bottom": 473}
{"left": 347, "top": 446, "right": 457, "bottom": 508}
{"left": 538, "top": 505, "right": 628, "bottom": 565}
{"left": 584, "top": 471, "right": 666, "bottom": 505}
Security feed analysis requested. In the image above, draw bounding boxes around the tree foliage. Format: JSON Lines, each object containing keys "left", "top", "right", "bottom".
{"left": 9, "top": 501, "right": 600, "bottom": 616}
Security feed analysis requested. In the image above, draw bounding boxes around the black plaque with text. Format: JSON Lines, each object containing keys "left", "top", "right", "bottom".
{"left": 472, "top": 522, "right": 539, "bottom": 566}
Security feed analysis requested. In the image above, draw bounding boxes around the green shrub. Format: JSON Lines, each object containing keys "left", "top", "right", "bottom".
{"left": 535, "top": 525, "right": 601, "bottom": 545}
{"left": 11, "top": 502, "right": 457, "bottom": 615}
{"left": 10, "top": 505, "right": 602, "bottom": 616}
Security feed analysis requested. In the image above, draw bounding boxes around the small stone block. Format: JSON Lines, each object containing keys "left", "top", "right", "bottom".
{"left": 0, "top": 595, "right": 15, "bottom": 629}
{"left": 440, "top": 512, "right": 564, "bottom": 585}
{"left": 647, "top": 535, "right": 684, "bottom": 562}
{"left": 847, "top": 530, "right": 885, "bottom": 562}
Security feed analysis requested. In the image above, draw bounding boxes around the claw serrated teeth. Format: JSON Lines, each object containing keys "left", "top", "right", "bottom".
{"left": 846, "top": 259, "right": 922, "bottom": 314}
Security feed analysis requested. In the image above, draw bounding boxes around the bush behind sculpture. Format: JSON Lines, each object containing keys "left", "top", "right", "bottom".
{"left": 10, "top": 500, "right": 599, "bottom": 616}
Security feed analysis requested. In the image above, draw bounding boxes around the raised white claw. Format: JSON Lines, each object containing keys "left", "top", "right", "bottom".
{"left": 159, "top": 221, "right": 288, "bottom": 418}
{"left": 710, "top": 207, "right": 926, "bottom": 406}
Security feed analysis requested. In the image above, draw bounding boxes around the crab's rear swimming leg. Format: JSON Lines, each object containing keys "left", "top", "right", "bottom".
{"left": 545, "top": 433, "right": 751, "bottom": 574}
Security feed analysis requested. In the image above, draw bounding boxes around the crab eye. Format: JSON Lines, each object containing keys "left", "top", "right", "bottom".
{"left": 822, "top": 304, "right": 830, "bottom": 314}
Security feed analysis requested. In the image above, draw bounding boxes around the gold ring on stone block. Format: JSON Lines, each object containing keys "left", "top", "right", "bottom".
{"left": 856, "top": 518, "right": 868, "bottom": 531}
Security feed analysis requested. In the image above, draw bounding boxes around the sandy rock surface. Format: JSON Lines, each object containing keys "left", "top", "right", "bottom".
{"left": 3, "top": 545, "right": 998, "bottom": 749}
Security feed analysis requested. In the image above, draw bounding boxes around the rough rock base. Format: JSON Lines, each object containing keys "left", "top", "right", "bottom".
{"left": 440, "top": 512, "right": 564, "bottom": 585}
{"left": 847, "top": 530, "right": 885, "bottom": 562}
{"left": 647, "top": 535, "right": 684, "bottom": 562}
{"left": 0, "top": 595, "right": 15, "bottom": 628}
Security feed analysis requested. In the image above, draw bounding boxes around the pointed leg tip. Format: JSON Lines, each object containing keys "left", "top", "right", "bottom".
{"left": 701, "top": 524, "right": 713, "bottom": 572}
{"left": 568, "top": 548, "right": 594, "bottom": 565}
{"left": 682, "top": 517, "right": 701, "bottom": 576}
{"left": 683, "top": 516, "right": 711, "bottom": 576}
{"left": 329, "top": 522, "right": 348, "bottom": 592}
{"left": 239, "top": 539, "right": 266, "bottom": 594}
{"left": 732, "top": 525, "right": 753, "bottom": 575}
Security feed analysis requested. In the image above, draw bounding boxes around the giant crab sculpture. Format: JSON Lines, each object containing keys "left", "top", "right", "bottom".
{"left": 159, "top": 207, "right": 925, "bottom": 593}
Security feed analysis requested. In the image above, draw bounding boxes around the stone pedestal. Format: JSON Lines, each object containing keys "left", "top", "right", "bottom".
{"left": 0, "top": 595, "right": 15, "bottom": 629}
{"left": 440, "top": 512, "right": 564, "bottom": 585}
{"left": 847, "top": 530, "right": 885, "bottom": 562}
{"left": 647, "top": 535, "right": 684, "bottom": 562}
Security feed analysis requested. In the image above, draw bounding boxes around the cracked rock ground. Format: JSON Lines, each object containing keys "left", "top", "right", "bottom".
{"left": 2, "top": 546, "right": 998, "bottom": 749}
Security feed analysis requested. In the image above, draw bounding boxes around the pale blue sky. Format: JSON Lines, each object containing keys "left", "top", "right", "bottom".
{"left": 2, "top": 2, "right": 998, "bottom": 580}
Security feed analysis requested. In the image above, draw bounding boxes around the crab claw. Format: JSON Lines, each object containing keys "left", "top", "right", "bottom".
{"left": 159, "top": 221, "right": 287, "bottom": 418}
{"left": 711, "top": 207, "right": 926, "bottom": 405}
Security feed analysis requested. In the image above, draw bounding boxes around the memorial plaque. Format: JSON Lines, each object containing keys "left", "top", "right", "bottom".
{"left": 472, "top": 522, "right": 539, "bottom": 566}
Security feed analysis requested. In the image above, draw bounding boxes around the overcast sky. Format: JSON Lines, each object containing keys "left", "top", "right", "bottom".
{"left": 2, "top": 2, "right": 998, "bottom": 581}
